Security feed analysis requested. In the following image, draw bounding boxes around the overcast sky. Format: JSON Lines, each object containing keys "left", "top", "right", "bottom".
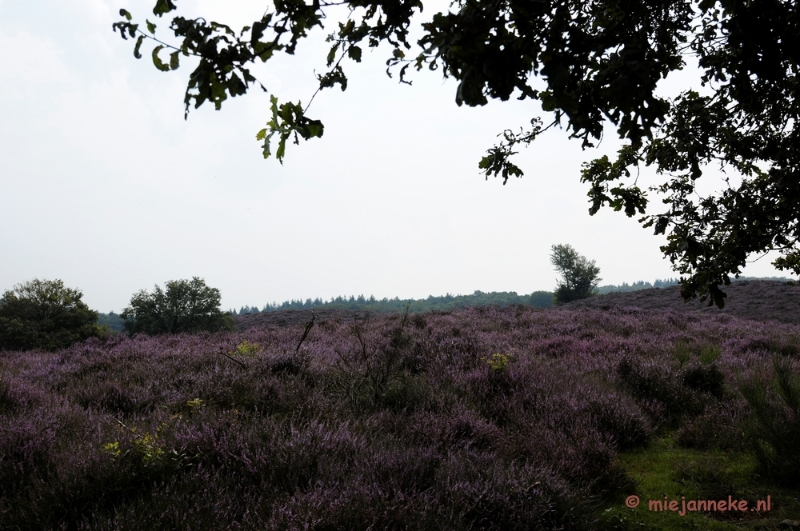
{"left": 0, "top": 0, "right": 790, "bottom": 313}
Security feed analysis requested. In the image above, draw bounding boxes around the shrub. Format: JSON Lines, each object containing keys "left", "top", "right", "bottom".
{"left": 231, "top": 340, "right": 262, "bottom": 357}
{"left": 675, "top": 400, "right": 747, "bottom": 451}
{"left": 616, "top": 357, "right": 705, "bottom": 425}
{"left": 739, "top": 356, "right": 800, "bottom": 486}
{"left": 681, "top": 362, "right": 726, "bottom": 399}
{"left": 330, "top": 312, "right": 423, "bottom": 413}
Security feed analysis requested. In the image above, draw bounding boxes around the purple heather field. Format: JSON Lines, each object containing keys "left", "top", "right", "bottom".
{"left": 1, "top": 295, "right": 799, "bottom": 529}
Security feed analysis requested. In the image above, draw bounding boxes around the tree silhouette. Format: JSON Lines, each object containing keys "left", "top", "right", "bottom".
{"left": 550, "top": 244, "right": 601, "bottom": 304}
{"left": 0, "top": 279, "right": 104, "bottom": 351}
{"left": 121, "top": 277, "right": 233, "bottom": 335}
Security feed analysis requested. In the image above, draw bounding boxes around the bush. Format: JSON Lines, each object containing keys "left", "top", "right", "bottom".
{"left": 675, "top": 401, "right": 747, "bottom": 451}
{"left": 681, "top": 362, "right": 725, "bottom": 399}
{"left": 0, "top": 279, "right": 105, "bottom": 351}
{"left": 616, "top": 357, "right": 705, "bottom": 425}
{"left": 121, "top": 277, "right": 233, "bottom": 335}
{"left": 739, "top": 356, "right": 800, "bottom": 486}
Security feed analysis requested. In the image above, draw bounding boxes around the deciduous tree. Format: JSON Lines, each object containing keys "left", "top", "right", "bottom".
{"left": 111, "top": 0, "right": 800, "bottom": 307}
{"left": 121, "top": 277, "right": 233, "bottom": 335}
{"left": 0, "top": 279, "right": 104, "bottom": 351}
{"left": 550, "top": 244, "right": 602, "bottom": 304}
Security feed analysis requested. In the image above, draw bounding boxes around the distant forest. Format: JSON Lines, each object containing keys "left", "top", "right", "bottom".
{"left": 231, "top": 278, "right": 686, "bottom": 315}
{"left": 97, "top": 276, "right": 791, "bottom": 328}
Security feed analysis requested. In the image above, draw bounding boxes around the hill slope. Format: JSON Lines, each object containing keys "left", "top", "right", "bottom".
{"left": 562, "top": 280, "right": 800, "bottom": 325}
{"left": 232, "top": 280, "right": 800, "bottom": 331}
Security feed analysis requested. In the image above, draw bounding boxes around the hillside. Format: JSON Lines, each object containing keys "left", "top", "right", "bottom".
{"left": 562, "top": 279, "right": 800, "bottom": 325}
{"left": 232, "top": 280, "right": 800, "bottom": 331}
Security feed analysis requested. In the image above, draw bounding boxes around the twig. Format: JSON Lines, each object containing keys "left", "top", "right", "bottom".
{"left": 295, "top": 311, "right": 316, "bottom": 353}
{"left": 217, "top": 347, "right": 248, "bottom": 369}
{"left": 113, "top": 416, "right": 144, "bottom": 439}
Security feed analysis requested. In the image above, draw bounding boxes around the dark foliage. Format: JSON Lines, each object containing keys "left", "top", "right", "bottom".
{"left": 739, "top": 356, "right": 800, "bottom": 487}
{"left": 681, "top": 361, "right": 726, "bottom": 399}
{"left": 97, "top": 312, "right": 125, "bottom": 332}
{"left": 121, "top": 277, "right": 233, "bottom": 335}
{"left": 550, "top": 244, "right": 602, "bottom": 304}
{"left": 0, "top": 279, "right": 105, "bottom": 351}
{"left": 252, "top": 289, "right": 554, "bottom": 314}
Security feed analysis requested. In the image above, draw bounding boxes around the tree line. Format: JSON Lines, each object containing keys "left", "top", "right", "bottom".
{"left": 3, "top": 253, "right": 791, "bottom": 351}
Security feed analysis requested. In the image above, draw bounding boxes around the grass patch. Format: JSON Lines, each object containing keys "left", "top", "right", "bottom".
{"left": 600, "top": 434, "right": 800, "bottom": 530}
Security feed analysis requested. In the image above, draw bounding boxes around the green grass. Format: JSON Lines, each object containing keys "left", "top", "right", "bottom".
{"left": 599, "top": 434, "right": 800, "bottom": 530}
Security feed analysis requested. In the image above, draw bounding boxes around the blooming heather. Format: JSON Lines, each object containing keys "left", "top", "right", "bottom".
{"left": 0, "top": 306, "right": 797, "bottom": 529}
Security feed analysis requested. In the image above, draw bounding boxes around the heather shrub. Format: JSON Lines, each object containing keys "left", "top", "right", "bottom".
{"left": 329, "top": 313, "right": 426, "bottom": 413}
{"left": 436, "top": 452, "right": 591, "bottom": 531}
{"left": 267, "top": 351, "right": 310, "bottom": 375}
{"left": 0, "top": 415, "right": 56, "bottom": 496}
{"left": 4, "top": 305, "right": 800, "bottom": 529}
{"left": 739, "top": 356, "right": 800, "bottom": 486}
{"left": 681, "top": 361, "right": 726, "bottom": 398}
{"left": 583, "top": 390, "right": 652, "bottom": 450}
{"left": 440, "top": 407, "right": 502, "bottom": 451}
{"left": 84, "top": 472, "right": 267, "bottom": 531}
{"left": 75, "top": 381, "right": 152, "bottom": 416}
{"left": 738, "top": 335, "right": 799, "bottom": 357}
{"left": 505, "top": 409, "right": 632, "bottom": 495}
{"left": 265, "top": 479, "right": 437, "bottom": 531}
{"left": 0, "top": 373, "right": 45, "bottom": 414}
{"left": 675, "top": 400, "right": 748, "bottom": 450}
{"left": 616, "top": 356, "right": 705, "bottom": 425}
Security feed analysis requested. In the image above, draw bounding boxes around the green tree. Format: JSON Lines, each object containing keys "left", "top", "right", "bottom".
{"left": 550, "top": 244, "right": 601, "bottom": 304}
{"left": 0, "top": 279, "right": 105, "bottom": 351}
{"left": 121, "top": 277, "right": 233, "bottom": 335}
{"left": 112, "top": 1, "right": 800, "bottom": 307}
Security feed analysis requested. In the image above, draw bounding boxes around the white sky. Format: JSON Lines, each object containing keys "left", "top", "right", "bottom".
{"left": 0, "top": 0, "right": 789, "bottom": 313}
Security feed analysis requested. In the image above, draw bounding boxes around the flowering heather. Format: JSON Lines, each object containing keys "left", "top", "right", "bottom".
{"left": 1, "top": 305, "right": 798, "bottom": 530}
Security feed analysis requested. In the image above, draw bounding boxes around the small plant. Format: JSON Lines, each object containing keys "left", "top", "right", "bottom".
{"left": 186, "top": 397, "right": 204, "bottom": 409}
{"left": 103, "top": 418, "right": 195, "bottom": 471}
{"left": 698, "top": 345, "right": 722, "bottom": 365}
{"left": 101, "top": 441, "right": 122, "bottom": 458}
{"left": 103, "top": 421, "right": 166, "bottom": 466}
{"left": 232, "top": 341, "right": 262, "bottom": 357}
{"left": 674, "top": 341, "right": 722, "bottom": 367}
{"left": 481, "top": 353, "right": 512, "bottom": 373}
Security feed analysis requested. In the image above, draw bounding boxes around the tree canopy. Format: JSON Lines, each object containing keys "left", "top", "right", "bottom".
{"left": 0, "top": 279, "right": 105, "bottom": 351}
{"left": 112, "top": 0, "right": 800, "bottom": 308}
{"left": 121, "top": 277, "right": 233, "bottom": 335}
{"left": 550, "top": 244, "right": 602, "bottom": 304}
